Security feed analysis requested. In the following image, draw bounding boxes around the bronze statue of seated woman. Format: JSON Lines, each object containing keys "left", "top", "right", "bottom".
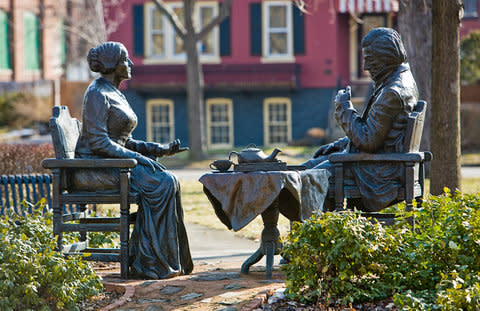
{"left": 74, "top": 41, "right": 193, "bottom": 279}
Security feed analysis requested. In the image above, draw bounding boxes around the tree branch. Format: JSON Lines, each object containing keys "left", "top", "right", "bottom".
{"left": 196, "top": 0, "right": 233, "bottom": 40}
{"left": 152, "top": 0, "right": 187, "bottom": 40}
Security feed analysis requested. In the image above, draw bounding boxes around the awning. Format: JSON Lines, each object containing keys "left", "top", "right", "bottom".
{"left": 338, "top": 0, "right": 399, "bottom": 14}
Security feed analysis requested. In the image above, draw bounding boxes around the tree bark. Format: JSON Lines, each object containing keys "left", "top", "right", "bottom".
{"left": 430, "top": 0, "right": 462, "bottom": 194}
{"left": 398, "top": 0, "right": 432, "bottom": 151}
{"left": 184, "top": 0, "right": 206, "bottom": 160}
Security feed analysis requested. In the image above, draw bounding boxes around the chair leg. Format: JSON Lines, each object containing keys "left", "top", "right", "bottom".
{"left": 334, "top": 164, "right": 345, "bottom": 211}
{"left": 119, "top": 169, "right": 130, "bottom": 279}
{"left": 52, "top": 170, "right": 63, "bottom": 252}
{"left": 79, "top": 204, "right": 87, "bottom": 242}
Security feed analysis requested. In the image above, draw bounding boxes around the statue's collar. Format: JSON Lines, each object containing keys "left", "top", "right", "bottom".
{"left": 373, "top": 62, "right": 409, "bottom": 87}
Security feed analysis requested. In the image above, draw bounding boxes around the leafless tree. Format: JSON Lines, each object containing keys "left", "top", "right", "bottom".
{"left": 152, "top": 0, "right": 309, "bottom": 160}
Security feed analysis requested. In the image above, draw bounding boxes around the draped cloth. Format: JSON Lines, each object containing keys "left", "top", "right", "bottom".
{"left": 199, "top": 169, "right": 330, "bottom": 231}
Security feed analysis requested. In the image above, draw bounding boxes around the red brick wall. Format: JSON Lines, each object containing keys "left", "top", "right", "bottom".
{"left": 0, "top": 0, "right": 65, "bottom": 83}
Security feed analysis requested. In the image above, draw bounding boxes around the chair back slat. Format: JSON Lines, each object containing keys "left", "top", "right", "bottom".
{"left": 50, "top": 106, "right": 81, "bottom": 160}
{"left": 404, "top": 100, "right": 427, "bottom": 152}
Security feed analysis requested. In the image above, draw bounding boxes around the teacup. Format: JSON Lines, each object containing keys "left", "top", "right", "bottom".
{"left": 209, "top": 159, "right": 233, "bottom": 171}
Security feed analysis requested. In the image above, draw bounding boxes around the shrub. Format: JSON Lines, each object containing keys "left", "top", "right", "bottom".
{"left": 282, "top": 211, "right": 400, "bottom": 305}
{"left": 283, "top": 190, "right": 480, "bottom": 310}
{"left": 0, "top": 202, "right": 103, "bottom": 311}
{"left": 0, "top": 143, "right": 54, "bottom": 175}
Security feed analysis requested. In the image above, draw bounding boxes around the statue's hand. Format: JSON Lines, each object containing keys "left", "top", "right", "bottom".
{"left": 313, "top": 143, "right": 335, "bottom": 158}
{"left": 165, "top": 139, "right": 181, "bottom": 156}
{"left": 335, "top": 86, "right": 352, "bottom": 105}
{"left": 136, "top": 154, "right": 163, "bottom": 173}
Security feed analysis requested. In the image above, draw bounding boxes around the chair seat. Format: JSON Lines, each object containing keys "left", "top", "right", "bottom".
{"left": 328, "top": 181, "right": 423, "bottom": 200}
{"left": 59, "top": 191, "right": 138, "bottom": 205}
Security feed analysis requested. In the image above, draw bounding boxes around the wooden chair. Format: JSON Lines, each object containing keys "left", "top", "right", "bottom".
{"left": 327, "top": 100, "right": 432, "bottom": 224}
{"left": 42, "top": 106, "right": 138, "bottom": 279}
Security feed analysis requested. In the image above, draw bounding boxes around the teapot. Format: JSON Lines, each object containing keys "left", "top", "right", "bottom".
{"left": 229, "top": 144, "right": 282, "bottom": 164}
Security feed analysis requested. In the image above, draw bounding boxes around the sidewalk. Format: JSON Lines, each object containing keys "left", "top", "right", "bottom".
{"left": 95, "top": 222, "right": 286, "bottom": 311}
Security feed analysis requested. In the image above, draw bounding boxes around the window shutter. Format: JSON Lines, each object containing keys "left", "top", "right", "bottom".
{"left": 0, "top": 10, "right": 9, "bottom": 69}
{"left": 250, "top": 3, "right": 262, "bottom": 56}
{"left": 293, "top": 4, "right": 305, "bottom": 55}
{"left": 133, "top": 5, "right": 144, "bottom": 56}
{"left": 220, "top": 15, "right": 231, "bottom": 56}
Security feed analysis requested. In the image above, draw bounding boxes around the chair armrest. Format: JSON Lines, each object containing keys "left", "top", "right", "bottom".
{"left": 328, "top": 152, "right": 427, "bottom": 163}
{"left": 42, "top": 158, "right": 138, "bottom": 169}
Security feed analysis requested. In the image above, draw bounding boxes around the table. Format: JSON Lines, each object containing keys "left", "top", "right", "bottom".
{"left": 199, "top": 169, "right": 330, "bottom": 279}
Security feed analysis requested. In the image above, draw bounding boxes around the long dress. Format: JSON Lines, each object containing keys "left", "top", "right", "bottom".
{"left": 73, "top": 77, "right": 193, "bottom": 279}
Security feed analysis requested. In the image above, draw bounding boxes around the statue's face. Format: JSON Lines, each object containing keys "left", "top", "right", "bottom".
{"left": 115, "top": 48, "right": 133, "bottom": 81}
{"left": 362, "top": 48, "right": 382, "bottom": 80}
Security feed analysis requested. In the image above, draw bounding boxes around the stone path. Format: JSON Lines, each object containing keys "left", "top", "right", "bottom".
{"left": 96, "top": 222, "right": 285, "bottom": 310}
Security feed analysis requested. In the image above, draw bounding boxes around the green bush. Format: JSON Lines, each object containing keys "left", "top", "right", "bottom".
{"left": 0, "top": 202, "right": 103, "bottom": 311}
{"left": 282, "top": 190, "right": 480, "bottom": 310}
{"left": 282, "top": 211, "right": 400, "bottom": 305}
{"left": 461, "top": 31, "right": 480, "bottom": 84}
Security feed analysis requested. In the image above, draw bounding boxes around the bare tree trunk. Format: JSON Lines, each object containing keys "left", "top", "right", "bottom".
{"left": 430, "top": 0, "right": 462, "bottom": 194}
{"left": 398, "top": 0, "right": 432, "bottom": 151}
{"left": 184, "top": 0, "right": 206, "bottom": 160}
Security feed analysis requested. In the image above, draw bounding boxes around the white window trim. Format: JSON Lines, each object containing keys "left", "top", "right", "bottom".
{"left": 143, "top": 1, "right": 220, "bottom": 64}
{"left": 263, "top": 97, "right": 292, "bottom": 146}
{"left": 146, "top": 99, "right": 175, "bottom": 143}
{"left": 196, "top": 1, "right": 220, "bottom": 62}
{"left": 206, "top": 98, "right": 234, "bottom": 149}
{"left": 261, "top": 1, "right": 295, "bottom": 63}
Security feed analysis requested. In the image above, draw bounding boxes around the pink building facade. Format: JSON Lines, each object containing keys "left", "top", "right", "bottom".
{"left": 107, "top": 0, "right": 480, "bottom": 149}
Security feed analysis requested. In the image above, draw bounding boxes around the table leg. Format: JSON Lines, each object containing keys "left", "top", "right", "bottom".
{"left": 241, "top": 201, "right": 281, "bottom": 279}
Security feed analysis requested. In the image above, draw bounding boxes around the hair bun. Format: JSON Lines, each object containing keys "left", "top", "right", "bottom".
{"left": 87, "top": 47, "right": 104, "bottom": 73}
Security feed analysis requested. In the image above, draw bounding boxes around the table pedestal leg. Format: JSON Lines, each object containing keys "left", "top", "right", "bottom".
{"left": 241, "top": 202, "right": 281, "bottom": 279}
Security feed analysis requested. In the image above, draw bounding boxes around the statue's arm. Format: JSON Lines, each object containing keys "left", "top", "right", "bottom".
{"left": 335, "top": 90, "right": 402, "bottom": 153}
{"left": 125, "top": 138, "right": 167, "bottom": 157}
{"left": 84, "top": 90, "right": 140, "bottom": 159}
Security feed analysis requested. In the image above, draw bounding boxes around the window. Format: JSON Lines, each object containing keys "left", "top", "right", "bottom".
{"left": 463, "top": 0, "right": 478, "bottom": 18}
{"left": 206, "top": 98, "right": 233, "bottom": 148}
{"left": 0, "top": 10, "right": 10, "bottom": 70}
{"left": 145, "top": 2, "right": 219, "bottom": 62}
{"left": 264, "top": 98, "right": 291, "bottom": 146}
{"left": 146, "top": 99, "right": 174, "bottom": 144}
{"left": 23, "top": 11, "right": 40, "bottom": 70}
{"left": 198, "top": 3, "right": 218, "bottom": 57}
{"left": 262, "top": 1, "right": 293, "bottom": 61}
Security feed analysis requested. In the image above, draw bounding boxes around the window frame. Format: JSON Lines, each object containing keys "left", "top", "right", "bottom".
{"left": 261, "top": 0, "right": 294, "bottom": 63}
{"left": 146, "top": 99, "right": 175, "bottom": 144}
{"left": 463, "top": 0, "right": 479, "bottom": 19}
{"left": 206, "top": 98, "right": 234, "bottom": 149}
{"left": 263, "top": 97, "right": 292, "bottom": 146}
{"left": 144, "top": 1, "right": 220, "bottom": 64}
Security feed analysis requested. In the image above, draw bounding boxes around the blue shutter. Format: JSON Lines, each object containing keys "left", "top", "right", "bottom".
{"left": 293, "top": 4, "right": 305, "bottom": 55}
{"left": 250, "top": 3, "right": 262, "bottom": 56}
{"left": 220, "top": 15, "right": 231, "bottom": 56}
{"left": 133, "top": 5, "right": 144, "bottom": 56}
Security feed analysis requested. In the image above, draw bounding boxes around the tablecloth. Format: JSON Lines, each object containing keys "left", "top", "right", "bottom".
{"left": 199, "top": 169, "right": 330, "bottom": 231}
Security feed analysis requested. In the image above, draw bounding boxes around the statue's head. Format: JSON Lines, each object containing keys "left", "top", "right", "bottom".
{"left": 87, "top": 42, "right": 132, "bottom": 81}
{"left": 361, "top": 27, "right": 407, "bottom": 81}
